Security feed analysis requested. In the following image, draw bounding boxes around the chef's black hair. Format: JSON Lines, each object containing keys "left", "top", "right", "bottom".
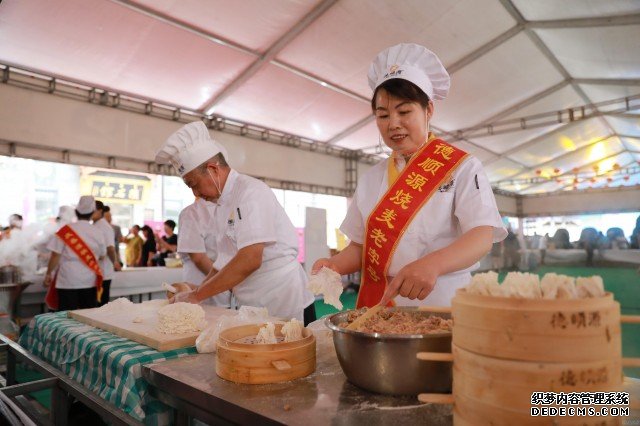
{"left": 76, "top": 210, "right": 92, "bottom": 220}
{"left": 371, "top": 79, "right": 431, "bottom": 111}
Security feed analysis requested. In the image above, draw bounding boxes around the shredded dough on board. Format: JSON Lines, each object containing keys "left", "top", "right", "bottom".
{"left": 156, "top": 303, "right": 206, "bottom": 334}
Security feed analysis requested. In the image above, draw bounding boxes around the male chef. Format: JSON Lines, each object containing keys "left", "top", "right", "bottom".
{"left": 155, "top": 121, "right": 315, "bottom": 324}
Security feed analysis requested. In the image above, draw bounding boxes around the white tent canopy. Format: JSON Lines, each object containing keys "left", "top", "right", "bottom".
{"left": 0, "top": 0, "right": 639, "bottom": 204}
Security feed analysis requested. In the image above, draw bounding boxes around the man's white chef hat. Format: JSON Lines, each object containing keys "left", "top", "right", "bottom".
{"left": 155, "top": 121, "right": 228, "bottom": 177}
{"left": 367, "top": 43, "right": 450, "bottom": 100}
{"left": 57, "top": 205, "right": 76, "bottom": 224}
{"left": 76, "top": 196, "right": 95, "bottom": 215}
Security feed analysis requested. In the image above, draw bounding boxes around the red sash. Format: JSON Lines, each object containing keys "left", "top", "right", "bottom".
{"left": 45, "top": 224, "right": 104, "bottom": 310}
{"left": 357, "top": 139, "right": 468, "bottom": 308}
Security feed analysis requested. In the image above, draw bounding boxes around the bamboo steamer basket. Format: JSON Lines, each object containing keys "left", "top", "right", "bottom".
{"left": 451, "top": 289, "right": 621, "bottom": 363}
{"left": 452, "top": 344, "right": 623, "bottom": 426}
{"left": 415, "top": 290, "right": 639, "bottom": 425}
{"left": 216, "top": 323, "right": 316, "bottom": 384}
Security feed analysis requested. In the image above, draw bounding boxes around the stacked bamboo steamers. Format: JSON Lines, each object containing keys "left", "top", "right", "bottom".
{"left": 419, "top": 288, "right": 639, "bottom": 425}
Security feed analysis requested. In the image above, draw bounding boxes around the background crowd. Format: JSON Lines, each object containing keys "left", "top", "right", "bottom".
{"left": 491, "top": 214, "right": 640, "bottom": 271}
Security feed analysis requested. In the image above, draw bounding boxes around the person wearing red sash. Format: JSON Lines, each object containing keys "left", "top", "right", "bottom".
{"left": 313, "top": 44, "right": 507, "bottom": 308}
{"left": 44, "top": 195, "right": 107, "bottom": 311}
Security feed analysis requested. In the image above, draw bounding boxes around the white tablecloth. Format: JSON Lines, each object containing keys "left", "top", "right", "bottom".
{"left": 20, "top": 267, "right": 184, "bottom": 314}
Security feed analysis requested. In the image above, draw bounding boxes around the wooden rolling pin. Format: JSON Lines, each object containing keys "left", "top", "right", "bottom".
{"left": 416, "top": 352, "right": 454, "bottom": 362}
{"left": 418, "top": 393, "right": 454, "bottom": 404}
{"left": 621, "top": 315, "right": 640, "bottom": 324}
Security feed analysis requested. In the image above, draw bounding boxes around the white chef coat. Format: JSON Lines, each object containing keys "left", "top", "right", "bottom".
{"left": 46, "top": 221, "right": 107, "bottom": 289}
{"left": 94, "top": 218, "right": 115, "bottom": 280}
{"left": 211, "top": 170, "right": 315, "bottom": 320}
{"left": 177, "top": 199, "right": 231, "bottom": 307}
{"left": 341, "top": 154, "right": 507, "bottom": 306}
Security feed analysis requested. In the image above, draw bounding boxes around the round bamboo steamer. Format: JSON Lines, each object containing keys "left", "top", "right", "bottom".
{"left": 451, "top": 289, "right": 621, "bottom": 362}
{"left": 453, "top": 392, "right": 622, "bottom": 426}
{"left": 452, "top": 344, "right": 623, "bottom": 417}
{"left": 216, "top": 323, "right": 316, "bottom": 384}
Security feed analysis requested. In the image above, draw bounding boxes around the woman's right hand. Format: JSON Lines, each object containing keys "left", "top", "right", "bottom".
{"left": 311, "top": 258, "right": 339, "bottom": 275}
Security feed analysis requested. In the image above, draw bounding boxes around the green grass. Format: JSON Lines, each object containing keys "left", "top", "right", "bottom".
{"left": 314, "top": 266, "right": 640, "bottom": 378}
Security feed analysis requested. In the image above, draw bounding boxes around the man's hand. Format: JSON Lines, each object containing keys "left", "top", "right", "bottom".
{"left": 379, "top": 255, "right": 441, "bottom": 306}
{"left": 169, "top": 290, "right": 200, "bottom": 304}
{"left": 311, "top": 258, "right": 339, "bottom": 274}
{"left": 43, "top": 273, "right": 52, "bottom": 287}
{"left": 114, "top": 261, "right": 122, "bottom": 272}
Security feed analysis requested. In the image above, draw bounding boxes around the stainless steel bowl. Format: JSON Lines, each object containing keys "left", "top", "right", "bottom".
{"left": 326, "top": 307, "right": 452, "bottom": 396}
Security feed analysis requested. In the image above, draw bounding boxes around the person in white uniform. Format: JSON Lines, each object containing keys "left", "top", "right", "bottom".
{"left": 92, "top": 200, "right": 122, "bottom": 306}
{"left": 45, "top": 196, "right": 107, "bottom": 310}
{"left": 155, "top": 121, "right": 315, "bottom": 323}
{"left": 177, "top": 198, "right": 231, "bottom": 307}
{"left": 313, "top": 43, "right": 507, "bottom": 307}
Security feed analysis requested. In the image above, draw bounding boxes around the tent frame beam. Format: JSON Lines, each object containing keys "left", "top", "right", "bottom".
{"left": 201, "top": 0, "right": 338, "bottom": 114}
{"left": 494, "top": 133, "right": 616, "bottom": 185}
{"left": 527, "top": 14, "right": 640, "bottom": 29}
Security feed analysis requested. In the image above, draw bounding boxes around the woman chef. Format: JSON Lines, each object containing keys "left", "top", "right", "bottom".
{"left": 313, "top": 43, "right": 507, "bottom": 307}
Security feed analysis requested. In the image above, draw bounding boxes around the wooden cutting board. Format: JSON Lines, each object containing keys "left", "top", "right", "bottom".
{"left": 68, "top": 303, "right": 237, "bottom": 351}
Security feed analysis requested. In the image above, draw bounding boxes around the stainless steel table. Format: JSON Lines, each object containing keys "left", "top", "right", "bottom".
{"left": 142, "top": 329, "right": 452, "bottom": 425}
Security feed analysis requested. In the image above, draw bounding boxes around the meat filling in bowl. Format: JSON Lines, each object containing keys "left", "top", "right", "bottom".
{"left": 338, "top": 308, "right": 452, "bottom": 334}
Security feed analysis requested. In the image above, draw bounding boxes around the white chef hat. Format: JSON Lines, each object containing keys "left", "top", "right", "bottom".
{"left": 57, "top": 205, "right": 75, "bottom": 224}
{"left": 155, "top": 121, "right": 228, "bottom": 177}
{"left": 76, "top": 196, "right": 95, "bottom": 215}
{"left": 367, "top": 43, "right": 450, "bottom": 100}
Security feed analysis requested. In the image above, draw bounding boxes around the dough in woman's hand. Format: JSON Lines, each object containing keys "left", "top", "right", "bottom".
{"left": 307, "top": 267, "right": 343, "bottom": 310}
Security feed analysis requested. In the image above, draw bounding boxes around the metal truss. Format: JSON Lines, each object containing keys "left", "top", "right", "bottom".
{"left": 0, "top": 62, "right": 380, "bottom": 168}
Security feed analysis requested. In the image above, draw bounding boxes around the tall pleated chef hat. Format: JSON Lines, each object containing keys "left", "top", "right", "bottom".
{"left": 76, "top": 195, "right": 95, "bottom": 215}
{"left": 367, "top": 43, "right": 450, "bottom": 100}
{"left": 155, "top": 121, "right": 228, "bottom": 177}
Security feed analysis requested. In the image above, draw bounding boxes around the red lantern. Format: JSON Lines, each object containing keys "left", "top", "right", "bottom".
{"left": 535, "top": 169, "right": 542, "bottom": 175}
{"left": 572, "top": 167, "right": 579, "bottom": 174}
{"left": 556, "top": 178, "right": 562, "bottom": 183}
{"left": 624, "top": 176, "right": 630, "bottom": 181}
{"left": 590, "top": 178, "right": 596, "bottom": 183}
{"left": 607, "top": 177, "right": 613, "bottom": 183}
{"left": 613, "top": 163, "right": 620, "bottom": 170}
{"left": 573, "top": 178, "right": 579, "bottom": 184}
{"left": 553, "top": 168, "right": 561, "bottom": 174}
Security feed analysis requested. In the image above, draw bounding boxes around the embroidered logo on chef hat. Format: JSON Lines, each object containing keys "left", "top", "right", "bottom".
{"left": 368, "top": 43, "right": 450, "bottom": 101}
{"left": 155, "top": 121, "right": 228, "bottom": 177}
